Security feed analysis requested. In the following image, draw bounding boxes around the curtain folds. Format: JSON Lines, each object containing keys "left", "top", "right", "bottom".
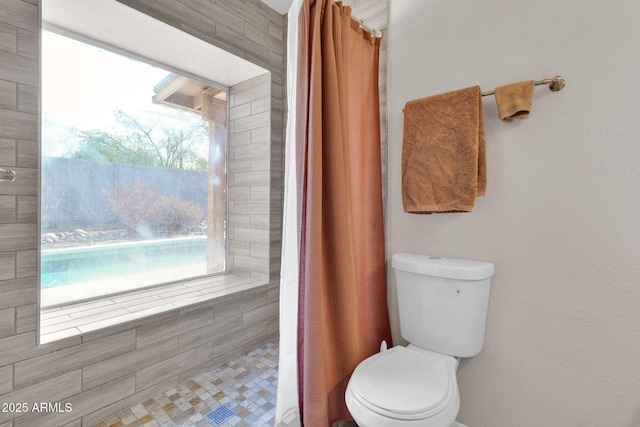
{"left": 276, "top": 0, "right": 392, "bottom": 425}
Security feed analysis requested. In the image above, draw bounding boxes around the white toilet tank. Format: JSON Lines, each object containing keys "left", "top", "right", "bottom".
{"left": 392, "top": 253, "right": 495, "bottom": 358}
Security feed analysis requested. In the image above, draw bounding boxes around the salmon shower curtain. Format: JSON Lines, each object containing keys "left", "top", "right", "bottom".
{"left": 276, "top": 0, "right": 392, "bottom": 426}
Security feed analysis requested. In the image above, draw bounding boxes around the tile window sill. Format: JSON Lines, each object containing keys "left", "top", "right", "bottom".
{"left": 39, "top": 273, "right": 267, "bottom": 344}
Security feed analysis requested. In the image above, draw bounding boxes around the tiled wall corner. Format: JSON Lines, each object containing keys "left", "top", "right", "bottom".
{"left": 228, "top": 72, "right": 273, "bottom": 283}
{"left": 0, "top": 0, "right": 285, "bottom": 425}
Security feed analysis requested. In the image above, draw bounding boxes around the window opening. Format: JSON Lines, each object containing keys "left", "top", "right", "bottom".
{"left": 40, "top": 29, "right": 228, "bottom": 307}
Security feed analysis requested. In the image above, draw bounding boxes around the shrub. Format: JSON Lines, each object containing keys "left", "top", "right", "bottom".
{"left": 104, "top": 179, "right": 204, "bottom": 238}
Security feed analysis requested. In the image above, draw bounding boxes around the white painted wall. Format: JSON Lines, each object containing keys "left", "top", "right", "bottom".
{"left": 387, "top": 1, "right": 640, "bottom": 426}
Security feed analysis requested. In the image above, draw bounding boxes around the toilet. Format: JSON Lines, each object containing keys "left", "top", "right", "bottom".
{"left": 345, "top": 252, "right": 495, "bottom": 427}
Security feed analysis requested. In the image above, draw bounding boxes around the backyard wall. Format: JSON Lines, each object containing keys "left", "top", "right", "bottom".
{"left": 41, "top": 157, "right": 207, "bottom": 232}
{"left": 0, "top": 0, "right": 285, "bottom": 426}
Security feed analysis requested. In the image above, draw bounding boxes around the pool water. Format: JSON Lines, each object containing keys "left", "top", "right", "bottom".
{"left": 41, "top": 236, "right": 208, "bottom": 289}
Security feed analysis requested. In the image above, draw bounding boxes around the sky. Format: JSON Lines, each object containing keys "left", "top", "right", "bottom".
{"left": 41, "top": 30, "right": 204, "bottom": 156}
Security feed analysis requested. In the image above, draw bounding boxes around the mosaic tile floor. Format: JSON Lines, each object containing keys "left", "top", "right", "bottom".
{"left": 94, "top": 340, "right": 279, "bottom": 427}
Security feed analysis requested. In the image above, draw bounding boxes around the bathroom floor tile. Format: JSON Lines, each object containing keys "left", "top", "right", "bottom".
{"left": 93, "top": 340, "right": 279, "bottom": 427}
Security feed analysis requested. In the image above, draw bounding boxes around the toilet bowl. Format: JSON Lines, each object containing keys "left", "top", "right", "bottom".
{"left": 345, "top": 253, "right": 494, "bottom": 427}
{"left": 345, "top": 345, "right": 459, "bottom": 427}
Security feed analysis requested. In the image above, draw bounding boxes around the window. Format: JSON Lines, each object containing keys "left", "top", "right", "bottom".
{"left": 39, "top": 0, "right": 271, "bottom": 344}
{"left": 40, "top": 30, "right": 228, "bottom": 307}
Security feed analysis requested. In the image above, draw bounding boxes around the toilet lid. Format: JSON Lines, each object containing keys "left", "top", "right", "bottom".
{"left": 349, "top": 346, "right": 454, "bottom": 419}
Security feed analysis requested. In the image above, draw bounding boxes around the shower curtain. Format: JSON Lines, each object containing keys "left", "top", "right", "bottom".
{"left": 276, "top": 0, "right": 392, "bottom": 425}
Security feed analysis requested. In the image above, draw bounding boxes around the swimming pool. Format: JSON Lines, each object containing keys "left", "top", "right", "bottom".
{"left": 41, "top": 236, "right": 208, "bottom": 290}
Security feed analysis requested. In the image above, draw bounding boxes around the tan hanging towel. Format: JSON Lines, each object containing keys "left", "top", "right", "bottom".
{"left": 402, "top": 86, "right": 486, "bottom": 213}
{"left": 494, "top": 80, "right": 535, "bottom": 121}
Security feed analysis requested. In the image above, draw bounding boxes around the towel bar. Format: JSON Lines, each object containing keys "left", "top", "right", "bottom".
{"left": 401, "top": 76, "right": 566, "bottom": 112}
{"left": 481, "top": 76, "right": 566, "bottom": 97}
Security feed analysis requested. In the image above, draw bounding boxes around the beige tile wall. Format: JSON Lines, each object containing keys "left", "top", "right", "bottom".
{"left": 227, "top": 73, "right": 277, "bottom": 283}
{"left": 228, "top": 72, "right": 273, "bottom": 281}
{"left": 0, "top": 0, "right": 285, "bottom": 425}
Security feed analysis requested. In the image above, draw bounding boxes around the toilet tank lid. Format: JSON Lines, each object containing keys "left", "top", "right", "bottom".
{"left": 392, "top": 252, "right": 495, "bottom": 280}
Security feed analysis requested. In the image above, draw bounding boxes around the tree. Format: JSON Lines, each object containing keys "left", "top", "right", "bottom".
{"left": 70, "top": 110, "right": 208, "bottom": 170}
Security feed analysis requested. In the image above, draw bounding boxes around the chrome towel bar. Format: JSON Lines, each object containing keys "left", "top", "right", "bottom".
{"left": 481, "top": 76, "right": 566, "bottom": 97}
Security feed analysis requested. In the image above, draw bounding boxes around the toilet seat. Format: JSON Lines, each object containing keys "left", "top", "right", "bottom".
{"left": 348, "top": 346, "right": 456, "bottom": 420}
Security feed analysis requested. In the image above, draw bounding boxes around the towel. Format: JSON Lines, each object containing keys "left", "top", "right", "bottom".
{"left": 402, "top": 86, "right": 486, "bottom": 213}
{"left": 494, "top": 80, "right": 535, "bottom": 121}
